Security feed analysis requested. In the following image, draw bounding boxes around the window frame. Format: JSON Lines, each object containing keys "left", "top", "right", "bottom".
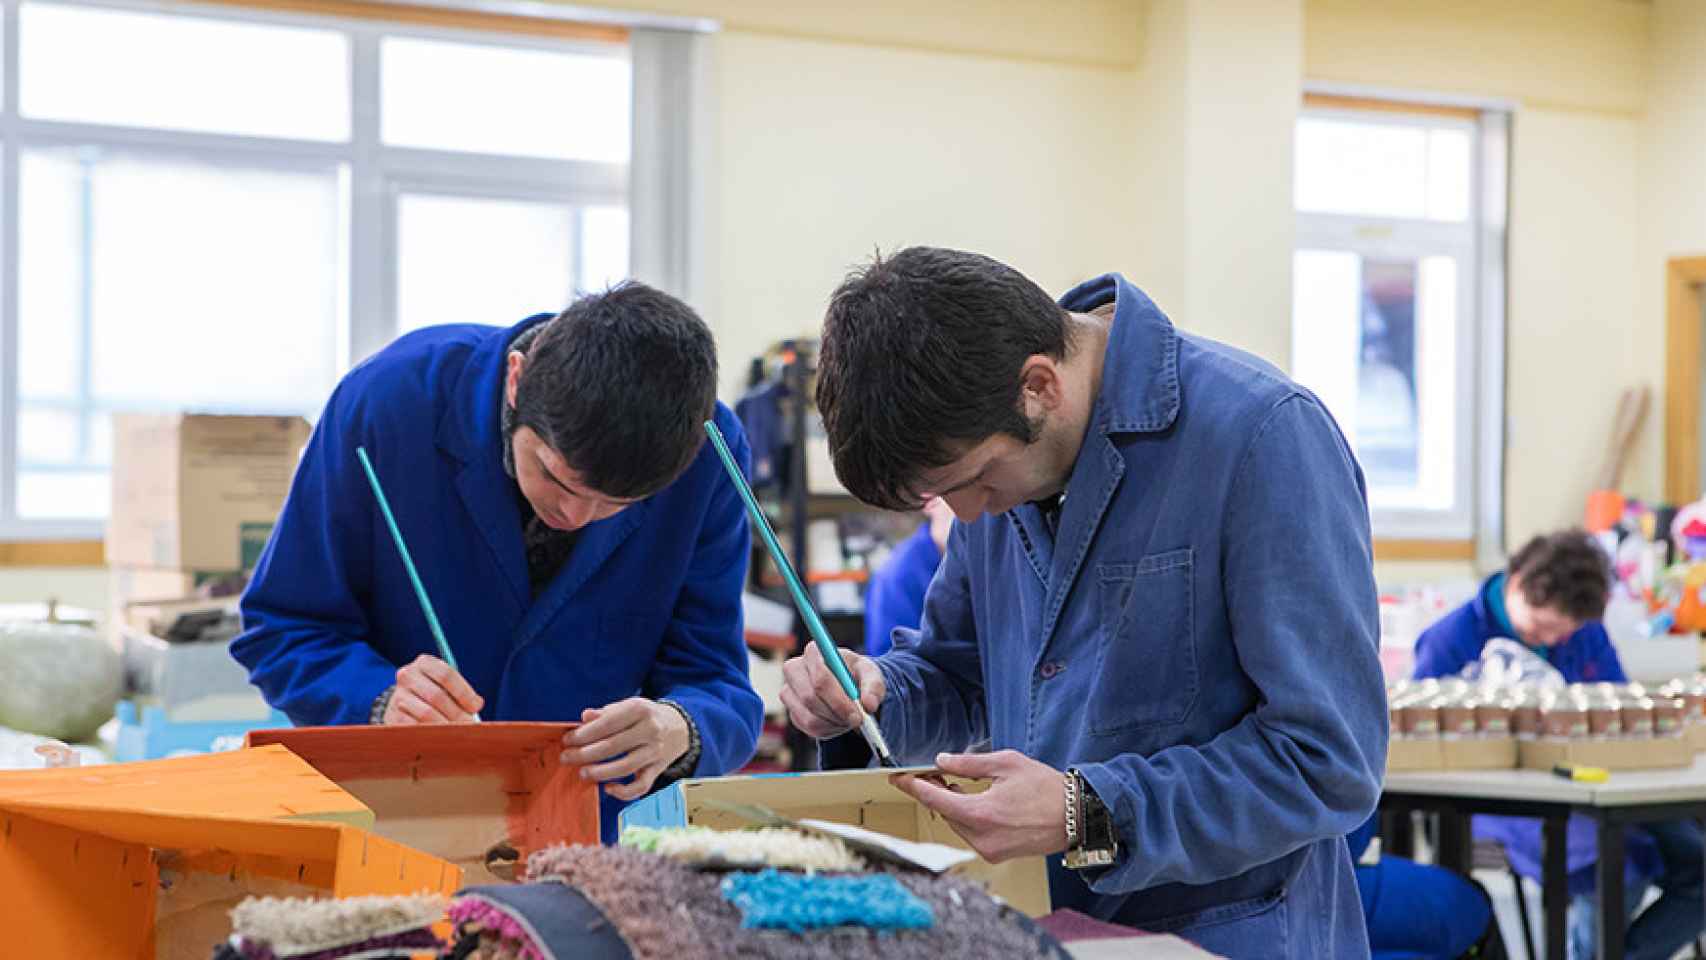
{"left": 0, "top": 0, "right": 643, "bottom": 539}
{"left": 1293, "top": 93, "right": 1508, "bottom": 561}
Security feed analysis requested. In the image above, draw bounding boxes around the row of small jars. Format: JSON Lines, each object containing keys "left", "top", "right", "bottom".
{"left": 1388, "top": 678, "right": 1704, "bottom": 742}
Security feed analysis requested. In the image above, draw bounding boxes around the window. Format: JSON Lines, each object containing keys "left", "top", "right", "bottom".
{"left": 1291, "top": 98, "right": 1507, "bottom": 545}
{"left": 0, "top": 0, "right": 658, "bottom": 537}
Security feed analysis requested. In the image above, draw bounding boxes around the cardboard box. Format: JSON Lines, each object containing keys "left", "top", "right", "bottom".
{"left": 1385, "top": 737, "right": 1441, "bottom": 772}
{"left": 619, "top": 767, "right": 1053, "bottom": 917}
{"left": 1687, "top": 723, "right": 1706, "bottom": 753}
{"left": 108, "top": 414, "right": 310, "bottom": 571}
{"left": 1519, "top": 736, "right": 1694, "bottom": 771}
{"left": 0, "top": 745, "right": 460, "bottom": 959}
{"left": 247, "top": 723, "right": 601, "bottom": 885}
{"left": 1440, "top": 737, "right": 1518, "bottom": 770}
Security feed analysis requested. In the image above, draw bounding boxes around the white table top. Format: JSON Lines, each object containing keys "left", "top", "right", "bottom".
{"left": 1384, "top": 755, "right": 1706, "bottom": 808}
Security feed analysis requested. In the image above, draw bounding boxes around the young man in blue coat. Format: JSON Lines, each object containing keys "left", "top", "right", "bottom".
{"left": 234, "top": 283, "right": 763, "bottom": 838}
{"left": 863, "top": 497, "right": 954, "bottom": 657}
{"left": 782, "top": 248, "right": 1387, "bottom": 958}
{"left": 1412, "top": 529, "right": 1704, "bottom": 960}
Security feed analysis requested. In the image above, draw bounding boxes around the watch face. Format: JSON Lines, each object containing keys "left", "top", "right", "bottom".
{"left": 1064, "top": 847, "right": 1117, "bottom": 870}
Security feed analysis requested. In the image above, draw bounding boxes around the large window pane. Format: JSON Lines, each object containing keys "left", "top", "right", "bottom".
{"left": 578, "top": 206, "right": 629, "bottom": 294}
{"left": 1292, "top": 250, "right": 1460, "bottom": 510}
{"left": 1295, "top": 116, "right": 1471, "bottom": 223}
{"left": 381, "top": 37, "right": 630, "bottom": 162}
{"left": 18, "top": 148, "right": 343, "bottom": 519}
{"left": 396, "top": 193, "right": 577, "bottom": 333}
{"left": 20, "top": 2, "right": 349, "bottom": 140}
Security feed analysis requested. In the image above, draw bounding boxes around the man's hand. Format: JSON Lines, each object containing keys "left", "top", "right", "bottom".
{"left": 780, "top": 643, "right": 886, "bottom": 739}
{"left": 559, "top": 697, "right": 690, "bottom": 801}
{"left": 892, "top": 750, "right": 1070, "bottom": 863}
{"left": 384, "top": 654, "right": 483, "bottom": 723}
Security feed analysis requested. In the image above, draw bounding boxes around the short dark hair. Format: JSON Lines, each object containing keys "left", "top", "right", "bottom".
{"left": 1508, "top": 529, "right": 1611, "bottom": 622}
{"left": 513, "top": 282, "right": 716, "bottom": 499}
{"left": 815, "top": 247, "right": 1071, "bottom": 510}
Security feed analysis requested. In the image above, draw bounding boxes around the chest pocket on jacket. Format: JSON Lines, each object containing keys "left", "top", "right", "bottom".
{"left": 1091, "top": 548, "right": 1197, "bottom": 736}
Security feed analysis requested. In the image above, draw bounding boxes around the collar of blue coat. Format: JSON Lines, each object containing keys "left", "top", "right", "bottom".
{"left": 1057, "top": 273, "right": 1181, "bottom": 436}
{"left": 435, "top": 312, "right": 556, "bottom": 466}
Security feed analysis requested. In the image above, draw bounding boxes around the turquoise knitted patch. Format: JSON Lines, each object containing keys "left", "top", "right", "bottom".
{"left": 719, "top": 870, "right": 935, "bottom": 932}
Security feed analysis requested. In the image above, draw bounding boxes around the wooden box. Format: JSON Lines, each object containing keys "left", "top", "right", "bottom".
{"left": 0, "top": 745, "right": 459, "bottom": 960}
{"left": 246, "top": 723, "right": 600, "bottom": 884}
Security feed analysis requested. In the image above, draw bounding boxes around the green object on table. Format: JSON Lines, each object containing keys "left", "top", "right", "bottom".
{"left": 703, "top": 421, "right": 895, "bottom": 766}
{"left": 355, "top": 445, "right": 460, "bottom": 674}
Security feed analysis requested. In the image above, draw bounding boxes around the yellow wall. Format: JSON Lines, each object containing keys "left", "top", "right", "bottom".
{"left": 1304, "top": 0, "right": 1649, "bottom": 115}
{"left": 563, "top": 0, "right": 1145, "bottom": 68}
{"left": 707, "top": 28, "right": 1141, "bottom": 400}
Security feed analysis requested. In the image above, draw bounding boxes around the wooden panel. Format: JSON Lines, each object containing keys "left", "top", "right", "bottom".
{"left": 185, "top": 0, "right": 627, "bottom": 43}
{"left": 1, "top": 810, "right": 157, "bottom": 959}
{"left": 0, "top": 744, "right": 372, "bottom": 828}
{"left": 1303, "top": 92, "right": 1481, "bottom": 122}
{"left": 0, "top": 539, "right": 103, "bottom": 567}
{"left": 1372, "top": 539, "right": 1476, "bottom": 562}
{"left": 1665, "top": 257, "right": 1706, "bottom": 505}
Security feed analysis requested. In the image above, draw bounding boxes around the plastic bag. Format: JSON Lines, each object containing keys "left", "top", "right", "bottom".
{"left": 0, "top": 619, "right": 121, "bottom": 741}
{"left": 1457, "top": 637, "right": 1567, "bottom": 692}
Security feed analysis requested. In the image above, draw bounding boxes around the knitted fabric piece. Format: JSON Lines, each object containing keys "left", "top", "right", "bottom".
{"left": 619, "top": 825, "right": 864, "bottom": 872}
{"left": 526, "top": 844, "right": 1069, "bottom": 960}
{"left": 446, "top": 899, "right": 549, "bottom": 960}
{"left": 719, "top": 869, "right": 933, "bottom": 932}
{"left": 228, "top": 895, "right": 446, "bottom": 955}
{"left": 231, "top": 930, "right": 442, "bottom": 960}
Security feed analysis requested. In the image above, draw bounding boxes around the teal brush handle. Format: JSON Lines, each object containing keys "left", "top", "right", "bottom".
{"left": 356, "top": 445, "right": 460, "bottom": 674}
{"left": 703, "top": 422, "right": 860, "bottom": 702}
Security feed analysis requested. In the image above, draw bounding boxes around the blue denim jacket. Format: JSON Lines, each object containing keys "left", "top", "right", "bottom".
{"left": 870, "top": 275, "right": 1386, "bottom": 957}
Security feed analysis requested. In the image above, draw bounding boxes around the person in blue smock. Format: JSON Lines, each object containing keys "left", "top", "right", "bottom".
{"left": 1413, "top": 529, "right": 1705, "bottom": 960}
{"left": 1346, "top": 815, "right": 1499, "bottom": 959}
{"left": 863, "top": 497, "right": 954, "bottom": 657}
{"left": 782, "top": 248, "right": 1387, "bottom": 958}
{"left": 234, "top": 283, "right": 763, "bottom": 839}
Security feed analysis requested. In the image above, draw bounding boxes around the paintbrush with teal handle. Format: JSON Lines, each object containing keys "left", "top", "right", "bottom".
{"left": 356, "top": 445, "right": 479, "bottom": 721}
{"left": 703, "top": 421, "right": 896, "bottom": 767}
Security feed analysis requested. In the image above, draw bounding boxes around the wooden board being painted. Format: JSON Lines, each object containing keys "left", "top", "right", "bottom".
{"left": 246, "top": 722, "right": 600, "bottom": 884}
{"left": 0, "top": 745, "right": 461, "bottom": 959}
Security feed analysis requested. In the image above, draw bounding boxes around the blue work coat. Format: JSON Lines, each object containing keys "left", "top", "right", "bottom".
{"left": 1411, "top": 579, "right": 1659, "bottom": 891}
{"left": 1346, "top": 817, "right": 1490, "bottom": 960}
{"left": 864, "top": 523, "right": 942, "bottom": 657}
{"left": 234, "top": 317, "right": 763, "bottom": 839}
{"left": 867, "top": 275, "right": 1386, "bottom": 957}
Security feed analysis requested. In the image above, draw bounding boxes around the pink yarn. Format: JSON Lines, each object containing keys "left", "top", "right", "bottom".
{"left": 448, "top": 899, "right": 548, "bottom": 960}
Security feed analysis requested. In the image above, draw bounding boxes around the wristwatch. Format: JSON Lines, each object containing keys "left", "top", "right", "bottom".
{"left": 1063, "top": 768, "right": 1119, "bottom": 870}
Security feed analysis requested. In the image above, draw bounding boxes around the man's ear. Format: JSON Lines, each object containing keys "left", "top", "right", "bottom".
{"left": 505, "top": 351, "right": 524, "bottom": 408}
{"left": 1017, "top": 355, "right": 1064, "bottom": 422}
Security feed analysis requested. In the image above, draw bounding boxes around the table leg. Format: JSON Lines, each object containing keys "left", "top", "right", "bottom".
{"left": 1437, "top": 807, "right": 1473, "bottom": 874}
{"left": 1380, "top": 809, "right": 1414, "bottom": 859}
{"left": 1544, "top": 816, "right": 1569, "bottom": 960}
{"left": 1596, "top": 819, "right": 1625, "bottom": 960}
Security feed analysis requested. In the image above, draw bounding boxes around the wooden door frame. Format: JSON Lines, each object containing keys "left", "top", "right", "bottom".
{"left": 1664, "top": 256, "right": 1706, "bottom": 505}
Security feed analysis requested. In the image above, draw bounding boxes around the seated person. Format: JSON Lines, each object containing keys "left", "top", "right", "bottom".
{"left": 1413, "top": 529, "right": 1704, "bottom": 960}
{"left": 1346, "top": 816, "right": 1498, "bottom": 960}
{"left": 863, "top": 497, "right": 954, "bottom": 657}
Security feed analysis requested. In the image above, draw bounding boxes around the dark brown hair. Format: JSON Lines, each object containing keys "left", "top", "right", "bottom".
{"left": 815, "top": 247, "right": 1070, "bottom": 510}
{"left": 1508, "top": 528, "right": 1611, "bottom": 622}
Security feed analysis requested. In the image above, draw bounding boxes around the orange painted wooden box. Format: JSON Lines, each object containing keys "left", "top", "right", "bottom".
{"left": 0, "top": 745, "right": 461, "bottom": 960}
{"left": 246, "top": 723, "right": 600, "bottom": 885}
